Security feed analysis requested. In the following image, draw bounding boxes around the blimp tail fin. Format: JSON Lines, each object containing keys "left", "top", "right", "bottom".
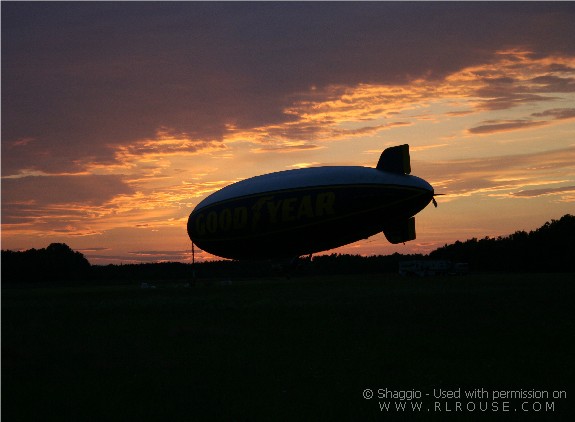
{"left": 376, "top": 144, "right": 411, "bottom": 174}
{"left": 383, "top": 217, "right": 416, "bottom": 244}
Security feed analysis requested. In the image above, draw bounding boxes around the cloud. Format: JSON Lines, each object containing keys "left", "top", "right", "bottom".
{"left": 228, "top": 50, "right": 575, "bottom": 149}
{"left": 181, "top": 179, "right": 239, "bottom": 200}
{"left": 0, "top": 173, "right": 202, "bottom": 236}
{"left": 445, "top": 110, "right": 474, "bottom": 117}
{"left": 287, "top": 162, "right": 322, "bottom": 169}
{"left": 410, "top": 144, "right": 450, "bottom": 152}
{"left": 0, "top": 175, "right": 137, "bottom": 238}
{"left": 116, "top": 138, "right": 226, "bottom": 160}
{"left": 468, "top": 119, "right": 548, "bottom": 134}
{"left": 417, "top": 147, "right": 575, "bottom": 198}
{"left": 467, "top": 106, "right": 575, "bottom": 135}
{"left": 529, "top": 75, "right": 575, "bottom": 93}
{"left": 531, "top": 108, "right": 575, "bottom": 120}
{"left": 3, "top": 2, "right": 575, "bottom": 175}
{"left": 86, "top": 247, "right": 215, "bottom": 264}
{"left": 472, "top": 75, "right": 557, "bottom": 111}
{"left": 128, "top": 250, "right": 192, "bottom": 261}
{"left": 1, "top": 174, "right": 133, "bottom": 207}
{"left": 476, "top": 92, "right": 558, "bottom": 111}
{"left": 77, "top": 247, "right": 111, "bottom": 252}
{"left": 512, "top": 185, "right": 575, "bottom": 197}
{"left": 251, "top": 143, "right": 324, "bottom": 154}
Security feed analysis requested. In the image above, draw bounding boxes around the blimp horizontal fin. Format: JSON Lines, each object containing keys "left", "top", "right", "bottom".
{"left": 376, "top": 144, "right": 411, "bottom": 174}
{"left": 383, "top": 216, "right": 416, "bottom": 244}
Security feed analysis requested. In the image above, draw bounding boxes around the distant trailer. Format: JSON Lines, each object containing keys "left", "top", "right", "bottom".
{"left": 399, "top": 260, "right": 468, "bottom": 277}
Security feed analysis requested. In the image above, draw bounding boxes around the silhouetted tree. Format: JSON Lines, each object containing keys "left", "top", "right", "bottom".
{"left": 2, "top": 243, "right": 90, "bottom": 282}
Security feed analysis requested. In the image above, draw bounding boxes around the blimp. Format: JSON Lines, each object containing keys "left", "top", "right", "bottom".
{"left": 187, "top": 144, "right": 436, "bottom": 260}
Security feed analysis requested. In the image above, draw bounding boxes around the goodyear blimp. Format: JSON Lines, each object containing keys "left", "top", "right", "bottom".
{"left": 187, "top": 144, "right": 436, "bottom": 260}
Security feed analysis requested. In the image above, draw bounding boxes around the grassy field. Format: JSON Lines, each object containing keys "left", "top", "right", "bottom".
{"left": 3, "top": 273, "right": 574, "bottom": 420}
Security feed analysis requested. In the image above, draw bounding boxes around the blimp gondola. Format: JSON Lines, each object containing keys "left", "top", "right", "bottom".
{"left": 187, "top": 144, "right": 435, "bottom": 260}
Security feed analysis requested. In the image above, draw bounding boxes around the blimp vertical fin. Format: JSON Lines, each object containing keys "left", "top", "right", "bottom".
{"left": 376, "top": 144, "right": 411, "bottom": 174}
{"left": 383, "top": 217, "right": 416, "bottom": 244}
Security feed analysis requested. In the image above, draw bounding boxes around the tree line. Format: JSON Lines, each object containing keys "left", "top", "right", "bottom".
{"left": 2, "top": 214, "right": 573, "bottom": 283}
{"left": 429, "top": 214, "right": 574, "bottom": 272}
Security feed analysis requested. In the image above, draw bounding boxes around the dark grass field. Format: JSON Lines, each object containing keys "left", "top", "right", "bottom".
{"left": 3, "top": 273, "right": 574, "bottom": 421}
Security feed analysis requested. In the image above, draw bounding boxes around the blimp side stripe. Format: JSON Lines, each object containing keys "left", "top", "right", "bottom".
{"left": 191, "top": 187, "right": 429, "bottom": 243}
{"left": 192, "top": 183, "right": 426, "bottom": 215}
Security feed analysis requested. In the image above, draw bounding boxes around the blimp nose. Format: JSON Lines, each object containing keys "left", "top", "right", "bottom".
{"left": 422, "top": 187, "right": 435, "bottom": 210}
{"left": 420, "top": 180, "right": 442, "bottom": 208}
{"left": 405, "top": 175, "right": 435, "bottom": 214}
{"left": 425, "top": 183, "right": 436, "bottom": 207}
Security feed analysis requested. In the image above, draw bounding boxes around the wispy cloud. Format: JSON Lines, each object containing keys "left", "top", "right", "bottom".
{"left": 512, "top": 185, "right": 575, "bottom": 198}
{"left": 287, "top": 162, "right": 322, "bottom": 169}
{"left": 531, "top": 108, "right": 575, "bottom": 120}
{"left": 1, "top": 174, "right": 133, "bottom": 208}
{"left": 230, "top": 50, "right": 575, "bottom": 150}
{"left": 77, "top": 247, "right": 111, "bottom": 252}
{"left": 250, "top": 143, "right": 324, "bottom": 154}
{"left": 112, "top": 130, "right": 226, "bottom": 164}
{"left": 128, "top": 249, "right": 193, "bottom": 262}
{"left": 418, "top": 147, "right": 575, "bottom": 200}
{"left": 468, "top": 106, "right": 575, "bottom": 135}
{"left": 468, "top": 119, "right": 547, "bottom": 134}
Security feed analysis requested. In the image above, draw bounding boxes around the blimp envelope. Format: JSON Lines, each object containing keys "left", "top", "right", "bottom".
{"left": 187, "top": 144, "right": 434, "bottom": 260}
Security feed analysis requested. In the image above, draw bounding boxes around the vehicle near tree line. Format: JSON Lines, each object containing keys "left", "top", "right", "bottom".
{"left": 399, "top": 260, "right": 469, "bottom": 277}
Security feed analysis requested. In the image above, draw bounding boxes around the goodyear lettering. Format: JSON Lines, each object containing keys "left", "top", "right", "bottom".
{"left": 282, "top": 197, "right": 297, "bottom": 222}
{"left": 219, "top": 208, "right": 232, "bottom": 231}
{"left": 195, "top": 213, "right": 206, "bottom": 236}
{"left": 316, "top": 192, "right": 336, "bottom": 216}
{"left": 233, "top": 207, "right": 248, "bottom": 229}
{"left": 193, "top": 191, "right": 336, "bottom": 236}
{"left": 297, "top": 195, "right": 314, "bottom": 219}
{"left": 206, "top": 211, "right": 218, "bottom": 233}
{"left": 266, "top": 198, "right": 283, "bottom": 224}
{"left": 251, "top": 196, "right": 272, "bottom": 228}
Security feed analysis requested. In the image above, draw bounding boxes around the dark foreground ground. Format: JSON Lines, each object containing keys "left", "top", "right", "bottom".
{"left": 3, "top": 273, "right": 574, "bottom": 421}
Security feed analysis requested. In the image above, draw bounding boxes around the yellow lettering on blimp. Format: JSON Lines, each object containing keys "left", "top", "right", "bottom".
{"left": 233, "top": 207, "right": 248, "bottom": 229}
{"left": 282, "top": 197, "right": 297, "bottom": 222}
{"left": 266, "top": 199, "right": 283, "bottom": 223}
{"left": 206, "top": 211, "right": 218, "bottom": 233}
{"left": 193, "top": 191, "right": 336, "bottom": 236}
{"left": 219, "top": 208, "right": 232, "bottom": 231}
{"left": 316, "top": 192, "right": 336, "bottom": 216}
{"left": 297, "top": 195, "right": 314, "bottom": 219}
{"left": 194, "top": 206, "right": 248, "bottom": 236}
{"left": 195, "top": 213, "right": 206, "bottom": 236}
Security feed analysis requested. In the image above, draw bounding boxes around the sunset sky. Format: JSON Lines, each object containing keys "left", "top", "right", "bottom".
{"left": 2, "top": 2, "right": 575, "bottom": 265}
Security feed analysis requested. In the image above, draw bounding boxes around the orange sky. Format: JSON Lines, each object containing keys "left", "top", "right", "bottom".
{"left": 2, "top": 3, "right": 574, "bottom": 264}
